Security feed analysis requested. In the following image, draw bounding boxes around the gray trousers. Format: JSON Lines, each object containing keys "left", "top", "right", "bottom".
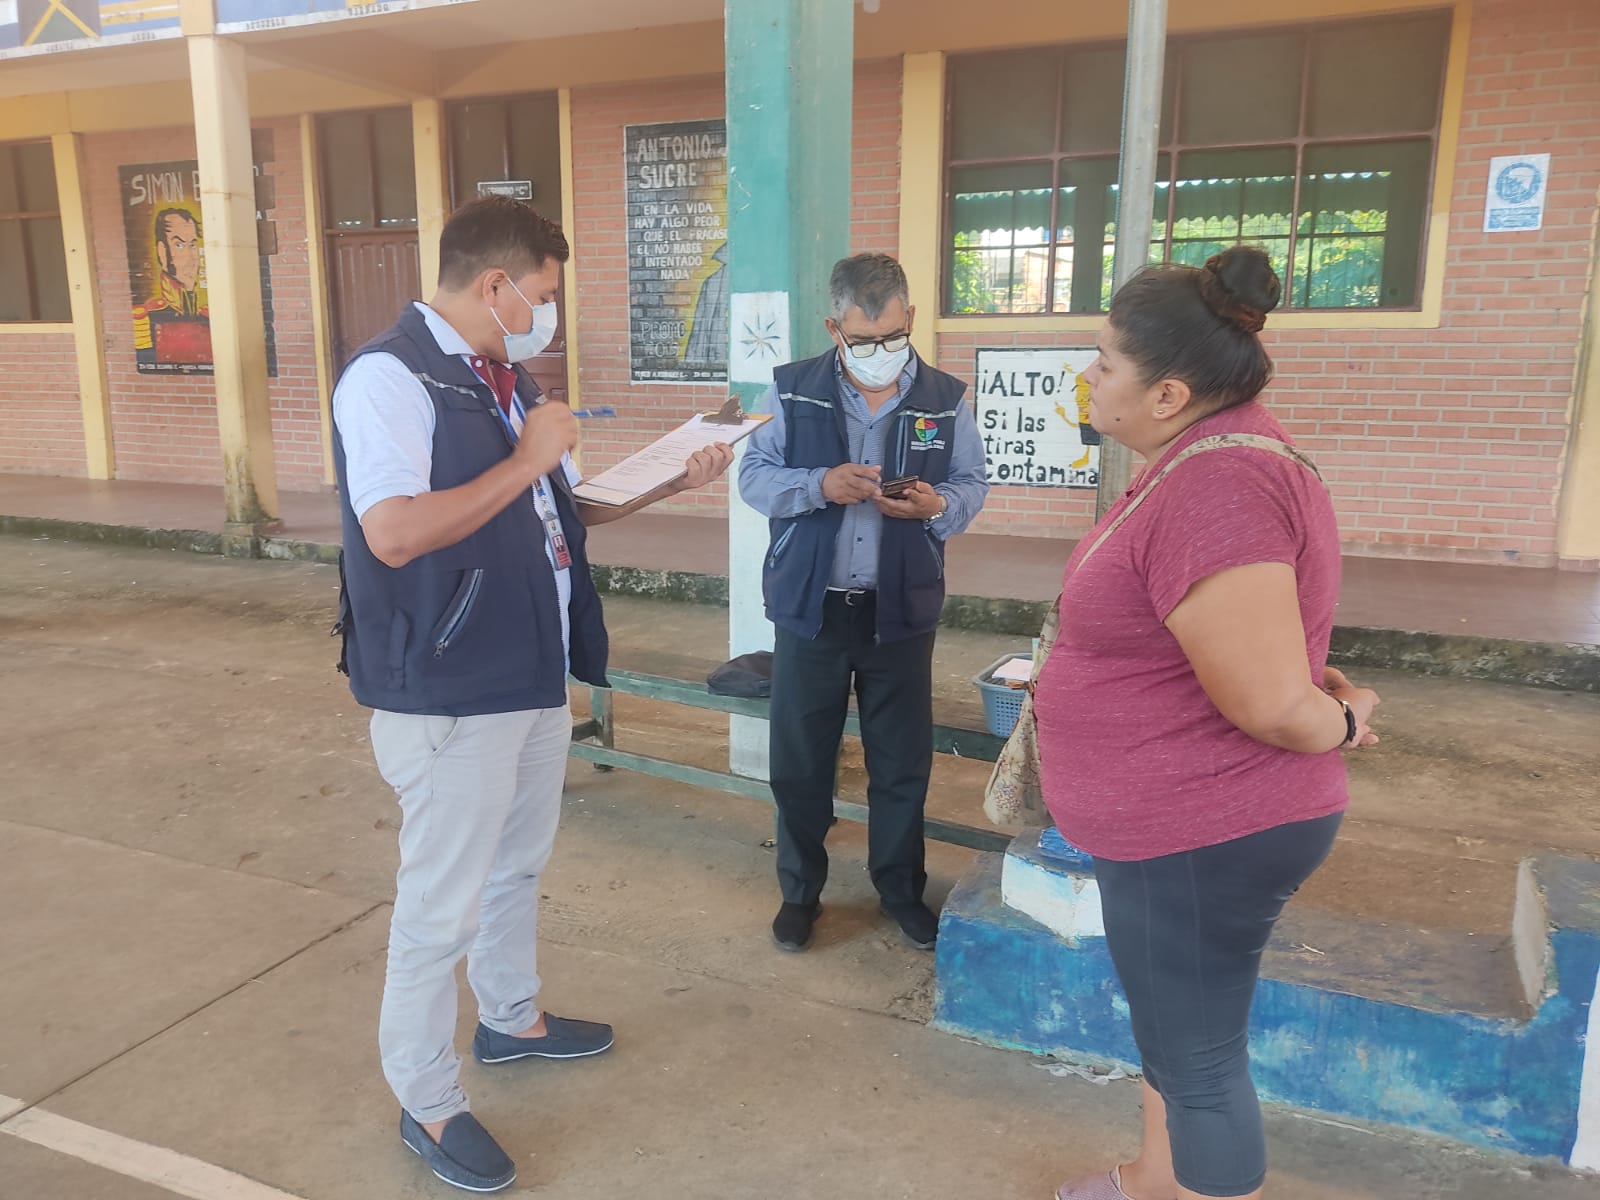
{"left": 370, "top": 705, "right": 571, "bottom": 1124}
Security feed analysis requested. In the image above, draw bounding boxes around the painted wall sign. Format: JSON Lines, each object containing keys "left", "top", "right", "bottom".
{"left": 215, "top": 0, "right": 476, "bottom": 33}
{"left": 0, "top": 1, "right": 181, "bottom": 59}
{"left": 1484, "top": 153, "right": 1551, "bottom": 232}
{"left": 625, "top": 118, "right": 729, "bottom": 384}
{"left": 120, "top": 158, "right": 278, "bottom": 377}
{"left": 728, "top": 291, "right": 789, "bottom": 386}
{"left": 476, "top": 180, "right": 534, "bottom": 201}
{"left": 973, "top": 347, "right": 1101, "bottom": 488}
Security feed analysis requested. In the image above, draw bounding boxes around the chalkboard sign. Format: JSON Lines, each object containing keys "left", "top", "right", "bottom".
{"left": 625, "top": 119, "right": 729, "bottom": 384}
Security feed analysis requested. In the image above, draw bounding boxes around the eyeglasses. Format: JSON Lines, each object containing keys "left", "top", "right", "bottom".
{"left": 839, "top": 332, "right": 910, "bottom": 358}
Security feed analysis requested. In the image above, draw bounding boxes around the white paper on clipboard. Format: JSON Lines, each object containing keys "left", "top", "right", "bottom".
{"left": 573, "top": 412, "right": 770, "bottom": 506}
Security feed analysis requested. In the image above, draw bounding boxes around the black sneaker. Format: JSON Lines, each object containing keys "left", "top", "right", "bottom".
{"left": 771, "top": 901, "right": 821, "bottom": 951}
{"left": 880, "top": 901, "right": 939, "bottom": 950}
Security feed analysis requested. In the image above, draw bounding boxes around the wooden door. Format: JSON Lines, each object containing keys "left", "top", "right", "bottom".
{"left": 327, "top": 231, "right": 421, "bottom": 368}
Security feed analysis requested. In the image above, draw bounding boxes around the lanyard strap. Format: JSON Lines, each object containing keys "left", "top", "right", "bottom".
{"left": 470, "top": 360, "right": 563, "bottom": 523}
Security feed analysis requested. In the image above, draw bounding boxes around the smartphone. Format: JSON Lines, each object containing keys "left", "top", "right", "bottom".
{"left": 879, "top": 474, "right": 920, "bottom": 499}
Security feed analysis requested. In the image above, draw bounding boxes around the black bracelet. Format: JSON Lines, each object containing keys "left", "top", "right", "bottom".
{"left": 1337, "top": 698, "right": 1357, "bottom": 747}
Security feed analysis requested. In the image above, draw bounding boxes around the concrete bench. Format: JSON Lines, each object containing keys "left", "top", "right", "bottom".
{"left": 934, "top": 829, "right": 1600, "bottom": 1169}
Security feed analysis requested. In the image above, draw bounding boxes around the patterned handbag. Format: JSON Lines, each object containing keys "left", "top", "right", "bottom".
{"left": 981, "top": 434, "right": 1322, "bottom": 826}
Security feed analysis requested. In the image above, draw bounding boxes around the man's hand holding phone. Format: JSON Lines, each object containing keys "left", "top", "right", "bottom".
{"left": 822, "top": 463, "right": 882, "bottom": 505}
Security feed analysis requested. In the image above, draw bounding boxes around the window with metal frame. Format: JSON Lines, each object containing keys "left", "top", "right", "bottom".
{"left": 318, "top": 109, "right": 418, "bottom": 231}
{"left": 944, "top": 10, "right": 1450, "bottom": 315}
{"left": 0, "top": 141, "right": 71, "bottom": 323}
{"left": 444, "top": 94, "right": 562, "bottom": 214}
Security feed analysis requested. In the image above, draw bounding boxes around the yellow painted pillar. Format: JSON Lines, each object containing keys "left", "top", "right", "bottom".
{"left": 1558, "top": 227, "right": 1600, "bottom": 564}
{"left": 558, "top": 87, "right": 583, "bottom": 417}
{"left": 300, "top": 113, "right": 337, "bottom": 485}
{"left": 897, "top": 51, "right": 944, "bottom": 365}
{"left": 413, "top": 99, "right": 448, "bottom": 295}
{"left": 52, "top": 132, "right": 114, "bottom": 480}
{"left": 187, "top": 32, "right": 280, "bottom": 535}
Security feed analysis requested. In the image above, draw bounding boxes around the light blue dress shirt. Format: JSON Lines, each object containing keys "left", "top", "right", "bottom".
{"left": 739, "top": 353, "right": 990, "bottom": 590}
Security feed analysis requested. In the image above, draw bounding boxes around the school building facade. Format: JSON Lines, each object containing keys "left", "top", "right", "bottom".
{"left": 0, "top": 0, "right": 1596, "bottom": 567}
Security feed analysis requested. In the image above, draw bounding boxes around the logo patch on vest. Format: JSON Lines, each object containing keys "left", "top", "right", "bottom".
{"left": 909, "top": 415, "right": 946, "bottom": 452}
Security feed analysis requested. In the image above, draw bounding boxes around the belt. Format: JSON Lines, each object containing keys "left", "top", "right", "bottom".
{"left": 825, "top": 587, "right": 875, "bottom": 607}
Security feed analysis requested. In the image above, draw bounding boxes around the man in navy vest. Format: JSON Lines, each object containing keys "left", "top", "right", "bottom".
{"left": 332, "top": 197, "right": 731, "bottom": 1194}
{"left": 739, "top": 253, "right": 989, "bottom": 954}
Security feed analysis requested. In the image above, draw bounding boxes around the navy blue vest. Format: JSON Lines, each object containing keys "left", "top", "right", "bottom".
{"left": 763, "top": 350, "right": 966, "bottom": 643}
{"left": 332, "top": 305, "right": 608, "bottom": 716}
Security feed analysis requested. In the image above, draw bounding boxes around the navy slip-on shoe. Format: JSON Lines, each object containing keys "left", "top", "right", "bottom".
{"left": 399, "top": 1110, "right": 516, "bottom": 1194}
{"left": 472, "top": 1014, "right": 615, "bottom": 1064}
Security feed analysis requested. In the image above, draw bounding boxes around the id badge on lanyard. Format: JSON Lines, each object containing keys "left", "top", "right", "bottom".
{"left": 496, "top": 391, "right": 574, "bottom": 572}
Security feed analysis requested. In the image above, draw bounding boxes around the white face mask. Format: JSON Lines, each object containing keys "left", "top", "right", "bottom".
{"left": 491, "top": 278, "right": 558, "bottom": 361}
{"left": 840, "top": 340, "right": 911, "bottom": 390}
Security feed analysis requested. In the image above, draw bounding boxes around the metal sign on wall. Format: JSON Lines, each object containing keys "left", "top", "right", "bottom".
{"left": 973, "top": 347, "right": 1102, "bottom": 488}
{"left": 477, "top": 180, "right": 534, "bottom": 201}
{"left": 625, "top": 118, "right": 729, "bottom": 384}
{"left": 120, "top": 158, "right": 278, "bottom": 377}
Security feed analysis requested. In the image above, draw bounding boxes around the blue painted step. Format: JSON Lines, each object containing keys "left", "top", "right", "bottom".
{"left": 933, "top": 845, "right": 1600, "bottom": 1166}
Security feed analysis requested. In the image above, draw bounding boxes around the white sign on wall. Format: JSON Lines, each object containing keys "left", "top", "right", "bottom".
{"left": 1484, "top": 154, "right": 1551, "bottom": 232}
{"left": 974, "top": 348, "right": 1102, "bottom": 488}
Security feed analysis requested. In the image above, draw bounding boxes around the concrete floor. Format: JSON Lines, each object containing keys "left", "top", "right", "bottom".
{"left": 2, "top": 535, "right": 1597, "bottom": 1199}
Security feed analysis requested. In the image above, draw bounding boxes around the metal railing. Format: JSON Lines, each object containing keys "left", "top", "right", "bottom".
{"left": 570, "top": 669, "right": 1013, "bottom": 852}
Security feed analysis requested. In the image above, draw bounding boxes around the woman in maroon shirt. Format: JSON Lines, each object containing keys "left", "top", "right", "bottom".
{"left": 1039, "top": 247, "right": 1381, "bottom": 1200}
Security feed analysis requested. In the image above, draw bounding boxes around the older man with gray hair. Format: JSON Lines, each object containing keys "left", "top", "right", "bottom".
{"left": 739, "top": 252, "right": 989, "bottom": 953}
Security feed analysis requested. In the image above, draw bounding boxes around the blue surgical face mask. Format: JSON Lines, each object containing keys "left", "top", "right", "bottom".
{"left": 491, "top": 278, "right": 558, "bottom": 361}
{"left": 839, "top": 339, "right": 911, "bottom": 390}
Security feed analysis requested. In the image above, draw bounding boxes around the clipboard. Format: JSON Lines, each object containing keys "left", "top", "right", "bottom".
{"left": 572, "top": 401, "right": 771, "bottom": 509}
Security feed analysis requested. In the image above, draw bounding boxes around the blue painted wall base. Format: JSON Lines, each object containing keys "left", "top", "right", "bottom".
{"left": 933, "top": 843, "right": 1600, "bottom": 1166}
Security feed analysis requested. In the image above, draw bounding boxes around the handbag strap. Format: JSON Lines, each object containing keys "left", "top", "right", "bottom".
{"left": 1028, "top": 434, "right": 1324, "bottom": 679}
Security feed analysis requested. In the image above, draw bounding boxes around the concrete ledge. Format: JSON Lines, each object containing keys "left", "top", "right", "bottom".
{"left": 0, "top": 515, "right": 223, "bottom": 557}
{"left": 934, "top": 847, "right": 1600, "bottom": 1166}
{"left": 5, "top": 519, "right": 1597, "bottom": 692}
{"left": 580, "top": 570, "right": 1600, "bottom": 694}
{"left": 1329, "top": 625, "right": 1600, "bottom": 694}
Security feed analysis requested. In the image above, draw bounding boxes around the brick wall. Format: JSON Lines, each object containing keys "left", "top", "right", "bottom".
{"left": 84, "top": 119, "right": 326, "bottom": 492}
{"left": 568, "top": 59, "right": 903, "bottom": 515}
{"left": 943, "top": 0, "right": 1600, "bottom": 563}
{"left": 0, "top": 333, "right": 85, "bottom": 476}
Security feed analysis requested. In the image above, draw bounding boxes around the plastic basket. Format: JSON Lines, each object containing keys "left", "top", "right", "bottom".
{"left": 973, "top": 653, "right": 1032, "bottom": 737}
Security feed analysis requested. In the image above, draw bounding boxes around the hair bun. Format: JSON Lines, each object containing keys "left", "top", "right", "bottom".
{"left": 1199, "top": 247, "right": 1282, "bottom": 335}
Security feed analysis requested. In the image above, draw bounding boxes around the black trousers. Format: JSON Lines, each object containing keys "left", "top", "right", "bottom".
{"left": 1093, "top": 812, "right": 1342, "bottom": 1197}
{"left": 769, "top": 590, "right": 936, "bottom": 909}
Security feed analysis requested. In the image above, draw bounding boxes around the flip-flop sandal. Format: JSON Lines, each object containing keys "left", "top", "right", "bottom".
{"left": 1054, "top": 1165, "right": 1132, "bottom": 1200}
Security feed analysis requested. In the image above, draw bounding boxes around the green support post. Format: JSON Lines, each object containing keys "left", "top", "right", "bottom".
{"left": 724, "top": 0, "right": 856, "bottom": 778}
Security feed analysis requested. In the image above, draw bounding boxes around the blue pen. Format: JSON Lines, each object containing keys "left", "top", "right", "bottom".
{"left": 572, "top": 407, "right": 617, "bottom": 420}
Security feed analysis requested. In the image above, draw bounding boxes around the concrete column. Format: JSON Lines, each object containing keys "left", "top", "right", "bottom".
{"left": 187, "top": 33, "right": 279, "bottom": 539}
{"left": 412, "top": 99, "right": 448, "bottom": 296}
{"left": 897, "top": 51, "right": 944, "bottom": 365}
{"left": 558, "top": 88, "right": 585, "bottom": 420}
{"left": 1557, "top": 227, "right": 1600, "bottom": 566}
{"left": 52, "top": 132, "right": 114, "bottom": 480}
{"left": 725, "top": 0, "right": 855, "bottom": 777}
{"left": 299, "top": 113, "right": 337, "bottom": 485}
